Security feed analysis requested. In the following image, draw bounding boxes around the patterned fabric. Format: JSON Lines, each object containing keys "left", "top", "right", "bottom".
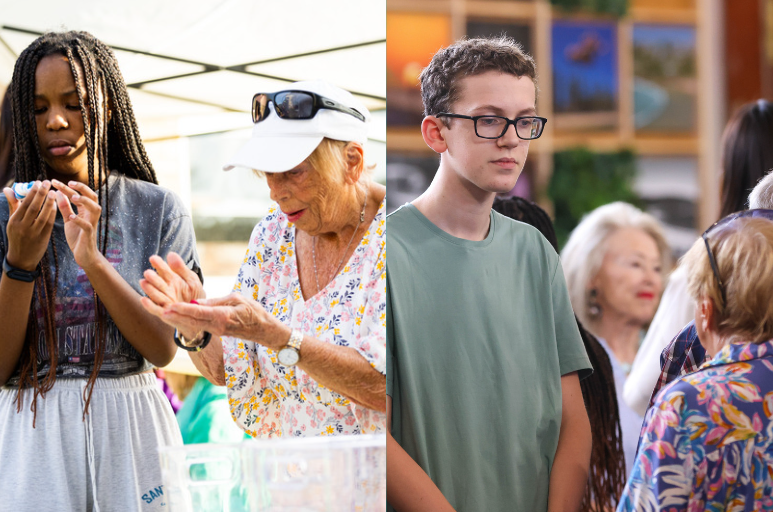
{"left": 618, "top": 339, "right": 773, "bottom": 512}
{"left": 223, "top": 201, "right": 387, "bottom": 438}
{"left": 648, "top": 321, "right": 707, "bottom": 409}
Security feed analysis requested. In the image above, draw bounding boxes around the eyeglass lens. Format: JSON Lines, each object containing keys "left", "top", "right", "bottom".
{"left": 475, "top": 116, "right": 545, "bottom": 139}
{"left": 252, "top": 92, "right": 315, "bottom": 123}
{"left": 274, "top": 92, "right": 314, "bottom": 119}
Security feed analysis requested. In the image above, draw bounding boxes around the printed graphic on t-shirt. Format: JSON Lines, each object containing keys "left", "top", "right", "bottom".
{"left": 27, "top": 221, "right": 144, "bottom": 379}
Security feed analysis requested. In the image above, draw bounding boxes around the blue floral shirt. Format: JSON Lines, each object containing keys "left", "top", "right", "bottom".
{"left": 618, "top": 339, "right": 773, "bottom": 512}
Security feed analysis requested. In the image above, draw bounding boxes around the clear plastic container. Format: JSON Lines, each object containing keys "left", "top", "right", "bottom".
{"left": 159, "top": 434, "right": 385, "bottom": 512}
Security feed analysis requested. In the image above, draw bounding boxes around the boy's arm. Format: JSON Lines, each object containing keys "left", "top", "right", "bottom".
{"left": 547, "top": 371, "right": 591, "bottom": 512}
{"left": 386, "top": 395, "right": 456, "bottom": 512}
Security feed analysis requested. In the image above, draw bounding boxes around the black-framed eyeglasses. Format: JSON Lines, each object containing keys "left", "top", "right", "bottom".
{"left": 702, "top": 208, "right": 773, "bottom": 307}
{"left": 436, "top": 113, "right": 547, "bottom": 140}
{"left": 252, "top": 90, "right": 365, "bottom": 124}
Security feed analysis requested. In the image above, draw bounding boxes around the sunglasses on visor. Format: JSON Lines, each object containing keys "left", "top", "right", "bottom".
{"left": 702, "top": 208, "right": 773, "bottom": 307}
{"left": 251, "top": 90, "right": 366, "bottom": 124}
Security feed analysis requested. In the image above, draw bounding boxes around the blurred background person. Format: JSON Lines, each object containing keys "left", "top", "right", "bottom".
{"left": 750, "top": 170, "right": 773, "bottom": 210}
{"left": 641, "top": 170, "right": 773, "bottom": 406}
{"left": 561, "top": 201, "right": 670, "bottom": 478}
{"left": 619, "top": 212, "right": 773, "bottom": 511}
{"left": 625, "top": 99, "right": 773, "bottom": 416}
{"left": 493, "top": 196, "right": 626, "bottom": 512}
{"left": 162, "top": 354, "right": 248, "bottom": 444}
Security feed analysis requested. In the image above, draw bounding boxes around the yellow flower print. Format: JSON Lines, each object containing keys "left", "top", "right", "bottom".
{"left": 326, "top": 425, "right": 335, "bottom": 434}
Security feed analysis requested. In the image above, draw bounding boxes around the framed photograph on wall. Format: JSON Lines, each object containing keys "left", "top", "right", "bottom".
{"left": 386, "top": 12, "right": 451, "bottom": 127}
{"left": 552, "top": 20, "right": 618, "bottom": 131}
{"left": 466, "top": 20, "right": 532, "bottom": 56}
{"left": 633, "top": 24, "right": 697, "bottom": 133}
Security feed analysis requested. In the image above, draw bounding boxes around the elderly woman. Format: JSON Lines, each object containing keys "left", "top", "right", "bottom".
{"left": 140, "top": 80, "right": 386, "bottom": 437}
{"left": 618, "top": 211, "right": 773, "bottom": 511}
{"left": 561, "top": 202, "right": 670, "bottom": 477}
{"left": 625, "top": 100, "right": 773, "bottom": 417}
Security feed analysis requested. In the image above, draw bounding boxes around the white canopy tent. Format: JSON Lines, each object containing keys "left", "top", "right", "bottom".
{"left": 0, "top": 1, "right": 386, "bottom": 293}
{"left": 0, "top": 0, "right": 385, "bottom": 139}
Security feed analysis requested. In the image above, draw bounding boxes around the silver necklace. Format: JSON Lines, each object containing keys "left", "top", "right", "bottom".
{"left": 311, "top": 196, "right": 367, "bottom": 294}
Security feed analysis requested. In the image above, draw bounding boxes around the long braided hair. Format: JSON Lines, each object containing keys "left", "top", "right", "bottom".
{"left": 0, "top": 87, "right": 13, "bottom": 186}
{"left": 492, "top": 196, "right": 626, "bottom": 511}
{"left": 9, "top": 31, "right": 158, "bottom": 424}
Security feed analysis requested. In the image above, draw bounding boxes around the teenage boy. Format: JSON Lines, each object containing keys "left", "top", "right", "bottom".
{"left": 386, "top": 37, "right": 593, "bottom": 512}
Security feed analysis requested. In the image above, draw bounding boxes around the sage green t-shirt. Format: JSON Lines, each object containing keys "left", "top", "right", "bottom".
{"left": 386, "top": 204, "right": 592, "bottom": 512}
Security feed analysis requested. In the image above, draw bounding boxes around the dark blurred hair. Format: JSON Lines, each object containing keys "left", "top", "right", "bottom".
{"left": 720, "top": 99, "right": 773, "bottom": 218}
{"left": 493, "top": 196, "right": 626, "bottom": 512}
{"left": 0, "top": 87, "right": 13, "bottom": 186}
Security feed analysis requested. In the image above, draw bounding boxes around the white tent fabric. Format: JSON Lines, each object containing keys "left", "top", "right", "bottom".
{"left": 0, "top": 0, "right": 386, "bottom": 142}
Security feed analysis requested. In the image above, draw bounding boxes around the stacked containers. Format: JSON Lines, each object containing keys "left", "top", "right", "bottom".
{"left": 159, "top": 433, "right": 385, "bottom": 512}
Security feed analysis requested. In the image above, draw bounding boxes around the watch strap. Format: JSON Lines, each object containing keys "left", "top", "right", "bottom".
{"left": 287, "top": 329, "right": 303, "bottom": 351}
{"left": 2, "top": 257, "right": 40, "bottom": 282}
{"left": 174, "top": 328, "right": 212, "bottom": 352}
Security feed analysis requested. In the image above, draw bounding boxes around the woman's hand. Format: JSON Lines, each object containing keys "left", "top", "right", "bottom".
{"left": 140, "top": 251, "right": 207, "bottom": 337}
{"left": 2, "top": 181, "right": 58, "bottom": 271}
{"left": 140, "top": 252, "right": 204, "bottom": 307}
{"left": 52, "top": 180, "right": 103, "bottom": 270}
{"left": 150, "top": 293, "right": 289, "bottom": 351}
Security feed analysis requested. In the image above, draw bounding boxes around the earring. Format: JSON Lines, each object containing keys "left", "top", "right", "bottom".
{"left": 588, "top": 288, "right": 602, "bottom": 318}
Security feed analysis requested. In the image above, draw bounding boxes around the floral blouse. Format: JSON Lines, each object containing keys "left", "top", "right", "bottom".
{"left": 618, "top": 339, "right": 773, "bottom": 512}
{"left": 222, "top": 201, "right": 387, "bottom": 438}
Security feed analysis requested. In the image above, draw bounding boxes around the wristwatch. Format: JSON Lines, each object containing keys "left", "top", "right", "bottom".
{"left": 174, "top": 328, "right": 212, "bottom": 352}
{"left": 2, "top": 257, "right": 40, "bottom": 282}
{"left": 278, "top": 329, "right": 303, "bottom": 366}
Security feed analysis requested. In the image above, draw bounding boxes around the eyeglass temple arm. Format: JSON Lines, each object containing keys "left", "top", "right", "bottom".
{"left": 702, "top": 234, "right": 728, "bottom": 307}
{"left": 319, "top": 98, "right": 366, "bottom": 122}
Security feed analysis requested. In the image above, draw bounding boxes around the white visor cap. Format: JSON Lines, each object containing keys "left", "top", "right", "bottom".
{"left": 223, "top": 80, "right": 371, "bottom": 173}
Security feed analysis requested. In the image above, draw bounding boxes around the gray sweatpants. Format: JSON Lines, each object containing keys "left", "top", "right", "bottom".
{"left": 0, "top": 372, "right": 182, "bottom": 512}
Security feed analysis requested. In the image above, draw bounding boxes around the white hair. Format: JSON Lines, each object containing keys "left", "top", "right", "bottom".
{"left": 749, "top": 171, "right": 773, "bottom": 209}
{"left": 560, "top": 202, "right": 672, "bottom": 330}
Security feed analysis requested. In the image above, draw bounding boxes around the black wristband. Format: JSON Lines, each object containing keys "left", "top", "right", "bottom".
{"left": 2, "top": 257, "right": 40, "bottom": 282}
{"left": 174, "top": 328, "right": 212, "bottom": 352}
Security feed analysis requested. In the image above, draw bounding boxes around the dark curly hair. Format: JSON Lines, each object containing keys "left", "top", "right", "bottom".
{"left": 419, "top": 36, "right": 537, "bottom": 118}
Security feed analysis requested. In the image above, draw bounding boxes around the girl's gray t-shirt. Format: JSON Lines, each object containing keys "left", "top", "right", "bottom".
{"left": 0, "top": 173, "right": 201, "bottom": 383}
{"left": 387, "top": 203, "right": 592, "bottom": 512}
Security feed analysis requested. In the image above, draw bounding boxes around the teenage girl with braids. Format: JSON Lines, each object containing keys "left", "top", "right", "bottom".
{"left": 493, "top": 196, "right": 626, "bottom": 511}
{"left": 0, "top": 31, "right": 199, "bottom": 511}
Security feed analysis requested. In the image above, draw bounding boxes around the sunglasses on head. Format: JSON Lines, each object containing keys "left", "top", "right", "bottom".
{"left": 702, "top": 208, "right": 773, "bottom": 307}
{"left": 251, "top": 90, "right": 365, "bottom": 124}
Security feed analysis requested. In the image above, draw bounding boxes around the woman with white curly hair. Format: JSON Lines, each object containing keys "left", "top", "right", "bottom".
{"left": 561, "top": 202, "right": 671, "bottom": 477}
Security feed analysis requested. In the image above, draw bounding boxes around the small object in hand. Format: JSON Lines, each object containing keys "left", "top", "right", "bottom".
{"left": 12, "top": 182, "right": 35, "bottom": 200}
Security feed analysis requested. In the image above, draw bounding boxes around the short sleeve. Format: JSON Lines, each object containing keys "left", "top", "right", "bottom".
{"left": 551, "top": 260, "right": 593, "bottom": 380}
{"left": 159, "top": 211, "right": 203, "bottom": 284}
{"left": 348, "top": 241, "right": 386, "bottom": 375}
{"left": 222, "top": 223, "right": 270, "bottom": 431}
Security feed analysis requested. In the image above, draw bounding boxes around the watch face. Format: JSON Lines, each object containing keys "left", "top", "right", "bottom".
{"left": 278, "top": 347, "right": 299, "bottom": 366}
